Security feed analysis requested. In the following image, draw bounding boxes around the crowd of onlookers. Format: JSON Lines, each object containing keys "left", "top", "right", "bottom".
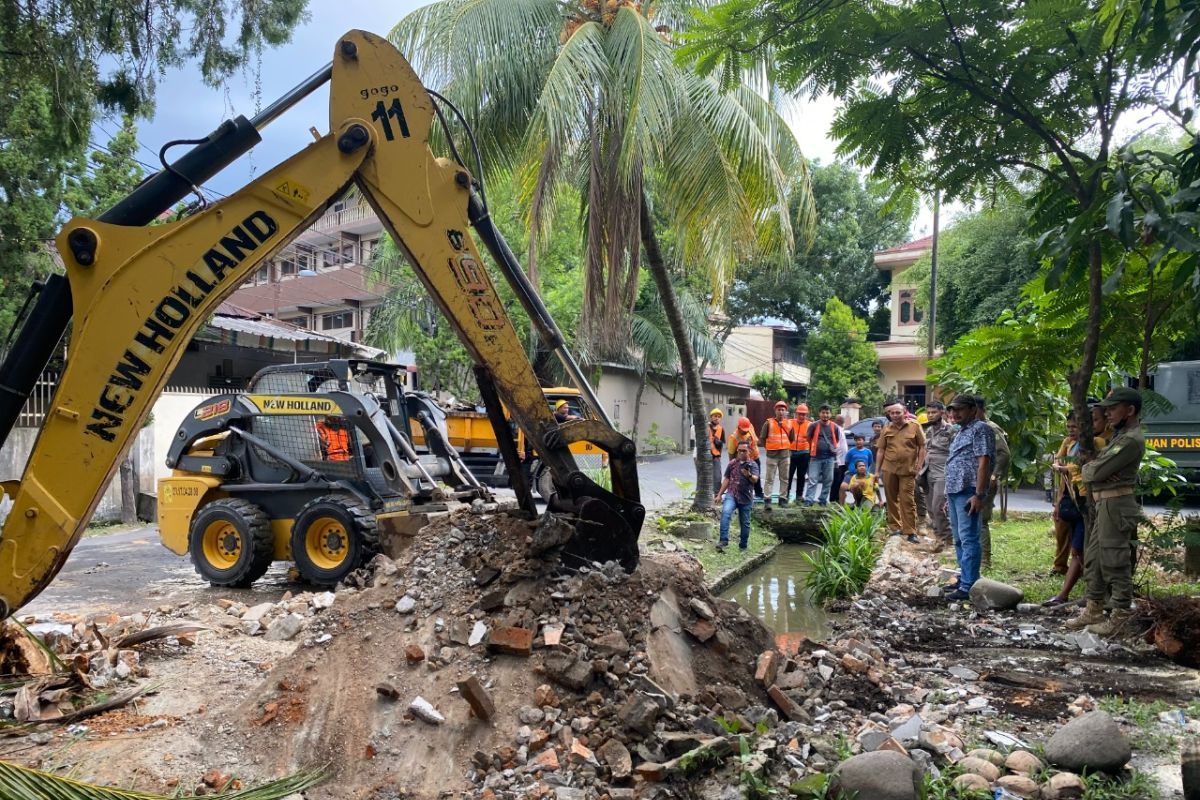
{"left": 707, "top": 386, "right": 1147, "bottom": 636}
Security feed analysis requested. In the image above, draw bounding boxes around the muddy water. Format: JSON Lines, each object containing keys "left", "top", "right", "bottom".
{"left": 719, "top": 544, "right": 831, "bottom": 643}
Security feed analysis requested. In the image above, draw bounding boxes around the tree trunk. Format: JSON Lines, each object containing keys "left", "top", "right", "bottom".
{"left": 632, "top": 371, "right": 647, "bottom": 442}
{"left": 640, "top": 193, "right": 712, "bottom": 511}
{"left": 1139, "top": 265, "right": 1155, "bottom": 389}
{"left": 119, "top": 453, "right": 137, "bottom": 525}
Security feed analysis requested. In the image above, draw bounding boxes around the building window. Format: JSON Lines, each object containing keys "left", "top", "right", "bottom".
{"left": 899, "top": 301, "right": 911, "bottom": 324}
{"left": 279, "top": 256, "right": 297, "bottom": 276}
{"left": 255, "top": 266, "right": 269, "bottom": 284}
{"left": 898, "top": 289, "right": 921, "bottom": 326}
{"left": 321, "top": 310, "right": 354, "bottom": 330}
{"left": 362, "top": 238, "right": 379, "bottom": 263}
{"left": 284, "top": 316, "right": 309, "bottom": 329}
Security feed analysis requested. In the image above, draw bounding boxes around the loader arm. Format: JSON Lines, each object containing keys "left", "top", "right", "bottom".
{"left": 0, "top": 29, "right": 643, "bottom": 616}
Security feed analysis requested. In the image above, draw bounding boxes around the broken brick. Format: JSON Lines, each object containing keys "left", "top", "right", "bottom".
{"left": 533, "top": 748, "right": 559, "bottom": 771}
{"left": 404, "top": 644, "right": 425, "bottom": 664}
{"left": 568, "top": 738, "right": 594, "bottom": 764}
{"left": 533, "top": 684, "right": 560, "bottom": 708}
{"left": 685, "top": 618, "right": 717, "bottom": 642}
{"left": 767, "top": 685, "right": 804, "bottom": 722}
{"left": 456, "top": 675, "right": 496, "bottom": 720}
{"left": 486, "top": 626, "right": 533, "bottom": 656}
{"left": 754, "top": 650, "right": 782, "bottom": 687}
{"left": 842, "top": 653, "right": 868, "bottom": 673}
{"left": 634, "top": 761, "right": 667, "bottom": 782}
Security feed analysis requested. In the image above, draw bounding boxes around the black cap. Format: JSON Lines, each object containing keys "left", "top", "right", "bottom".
{"left": 1097, "top": 386, "right": 1142, "bottom": 411}
{"left": 947, "top": 395, "right": 977, "bottom": 409}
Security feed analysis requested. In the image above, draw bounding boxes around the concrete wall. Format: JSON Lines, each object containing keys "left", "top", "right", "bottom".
{"left": 596, "top": 365, "right": 747, "bottom": 452}
{"left": 0, "top": 425, "right": 155, "bottom": 524}
{"left": 152, "top": 389, "right": 222, "bottom": 480}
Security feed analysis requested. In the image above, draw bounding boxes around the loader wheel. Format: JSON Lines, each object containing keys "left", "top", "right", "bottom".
{"left": 536, "top": 467, "right": 556, "bottom": 503}
{"left": 290, "top": 495, "right": 378, "bottom": 587}
{"left": 189, "top": 498, "right": 274, "bottom": 588}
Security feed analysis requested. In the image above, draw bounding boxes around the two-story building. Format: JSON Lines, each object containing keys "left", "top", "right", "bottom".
{"left": 721, "top": 324, "right": 811, "bottom": 394}
{"left": 873, "top": 235, "right": 936, "bottom": 408}
{"left": 228, "top": 194, "right": 388, "bottom": 347}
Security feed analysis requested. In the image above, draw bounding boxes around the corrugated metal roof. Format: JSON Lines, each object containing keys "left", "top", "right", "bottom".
{"left": 207, "top": 314, "right": 386, "bottom": 357}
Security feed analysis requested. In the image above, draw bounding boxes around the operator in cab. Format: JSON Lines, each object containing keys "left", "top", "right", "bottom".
{"left": 316, "top": 415, "right": 352, "bottom": 461}
{"left": 553, "top": 399, "right": 581, "bottom": 424}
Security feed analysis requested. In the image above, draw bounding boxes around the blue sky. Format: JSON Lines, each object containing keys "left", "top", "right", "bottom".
{"left": 100, "top": 3, "right": 914, "bottom": 231}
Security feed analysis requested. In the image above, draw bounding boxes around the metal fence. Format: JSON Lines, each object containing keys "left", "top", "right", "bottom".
{"left": 16, "top": 371, "right": 60, "bottom": 428}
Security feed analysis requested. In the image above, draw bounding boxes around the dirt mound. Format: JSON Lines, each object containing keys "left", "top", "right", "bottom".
{"left": 5, "top": 508, "right": 778, "bottom": 798}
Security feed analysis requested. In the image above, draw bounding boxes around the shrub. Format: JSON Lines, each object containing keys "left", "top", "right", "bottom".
{"left": 804, "top": 504, "right": 884, "bottom": 602}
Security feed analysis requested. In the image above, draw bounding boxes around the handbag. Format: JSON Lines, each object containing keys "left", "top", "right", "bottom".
{"left": 1058, "top": 485, "right": 1082, "bottom": 522}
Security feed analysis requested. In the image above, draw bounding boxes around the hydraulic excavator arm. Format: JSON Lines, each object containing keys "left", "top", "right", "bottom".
{"left": 0, "top": 30, "right": 642, "bottom": 617}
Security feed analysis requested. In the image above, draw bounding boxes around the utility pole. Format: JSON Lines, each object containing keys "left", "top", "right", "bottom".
{"left": 927, "top": 190, "right": 940, "bottom": 359}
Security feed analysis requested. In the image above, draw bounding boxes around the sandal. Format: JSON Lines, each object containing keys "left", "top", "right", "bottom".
{"left": 1041, "top": 596, "right": 1069, "bottom": 607}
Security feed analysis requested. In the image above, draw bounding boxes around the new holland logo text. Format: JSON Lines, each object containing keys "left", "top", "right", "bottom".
{"left": 86, "top": 211, "right": 279, "bottom": 442}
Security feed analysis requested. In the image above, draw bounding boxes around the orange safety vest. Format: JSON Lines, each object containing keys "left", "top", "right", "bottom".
{"left": 728, "top": 429, "right": 759, "bottom": 461}
{"left": 791, "top": 417, "right": 811, "bottom": 451}
{"left": 317, "top": 422, "right": 351, "bottom": 461}
{"left": 763, "top": 418, "right": 793, "bottom": 451}
{"left": 709, "top": 423, "right": 726, "bottom": 457}
{"left": 807, "top": 420, "right": 840, "bottom": 457}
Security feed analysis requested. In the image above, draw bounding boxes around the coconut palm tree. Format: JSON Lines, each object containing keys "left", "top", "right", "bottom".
{"left": 391, "top": 0, "right": 812, "bottom": 509}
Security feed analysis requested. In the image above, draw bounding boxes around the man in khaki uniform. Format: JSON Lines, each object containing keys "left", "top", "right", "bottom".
{"left": 876, "top": 402, "right": 926, "bottom": 543}
{"left": 919, "top": 401, "right": 955, "bottom": 549}
{"left": 1065, "top": 386, "right": 1145, "bottom": 635}
{"left": 976, "top": 397, "right": 1010, "bottom": 569}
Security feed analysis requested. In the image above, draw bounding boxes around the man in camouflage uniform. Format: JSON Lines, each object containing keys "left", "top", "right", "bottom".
{"left": 1066, "top": 386, "right": 1145, "bottom": 635}
{"left": 920, "top": 401, "right": 955, "bottom": 549}
{"left": 976, "top": 397, "right": 1010, "bottom": 569}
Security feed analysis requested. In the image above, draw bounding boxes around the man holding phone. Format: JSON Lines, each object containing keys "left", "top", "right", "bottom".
{"left": 715, "top": 440, "right": 760, "bottom": 551}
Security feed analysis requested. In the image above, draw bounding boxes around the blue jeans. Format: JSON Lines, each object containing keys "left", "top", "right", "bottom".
{"left": 804, "top": 457, "right": 834, "bottom": 504}
{"left": 719, "top": 495, "right": 752, "bottom": 548}
{"left": 948, "top": 489, "right": 982, "bottom": 592}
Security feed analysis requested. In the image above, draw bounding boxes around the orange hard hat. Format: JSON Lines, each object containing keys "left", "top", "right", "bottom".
{"left": 737, "top": 417, "right": 752, "bottom": 431}
{"left": 774, "top": 400, "right": 788, "bottom": 409}
{"left": 795, "top": 403, "right": 809, "bottom": 413}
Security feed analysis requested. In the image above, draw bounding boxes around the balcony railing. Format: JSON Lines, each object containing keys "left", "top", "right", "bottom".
{"left": 309, "top": 204, "right": 377, "bottom": 234}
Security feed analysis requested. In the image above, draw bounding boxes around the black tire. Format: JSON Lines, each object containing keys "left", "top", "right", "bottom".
{"left": 290, "top": 494, "right": 378, "bottom": 587}
{"left": 536, "top": 466, "right": 556, "bottom": 503}
{"left": 189, "top": 498, "right": 274, "bottom": 588}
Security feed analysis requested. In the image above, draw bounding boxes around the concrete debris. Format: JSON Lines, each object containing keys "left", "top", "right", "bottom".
{"left": 408, "top": 695, "right": 445, "bottom": 725}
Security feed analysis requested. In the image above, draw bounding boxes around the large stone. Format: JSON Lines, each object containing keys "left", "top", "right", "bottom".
{"left": 263, "top": 614, "right": 304, "bottom": 641}
{"left": 1005, "top": 749, "right": 1045, "bottom": 776}
{"left": 966, "top": 748, "right": 1005, "bottom": 766}
{"left": 1043, "top": 772, "right": 1086, "bottom": 800}
{"left": 618, "top": 694, "right": 660, "bottom": 735}
{"left": 996, "top": 774, "right": 1040, "bottom": 798}
{"left": 1045, "top": 711, "right": 1131, "bottom": 773}
{"left": 969, "top": 577, "right": 1025, "bottom": 611}
{"left": 829, "top": 751, "right": 922, "bottom": 800}
{"left": 956, "top": 756, "right": 1000, "bottom": 782}
{"left": 591, "top": 630, "right": 629, "bottom": 656}
{"left": 542, "top": 652, "right": 593, "bottom": 691}
{"left": 597, "top": 738, "right": 632, "bottom": 779}
{"left": 953, "top": 773, "right": 991, "bottom": 793}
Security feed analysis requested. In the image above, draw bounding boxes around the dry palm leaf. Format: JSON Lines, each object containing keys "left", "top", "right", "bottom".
{"left": 0, "top": 760, "right": 324, "bottom": 799}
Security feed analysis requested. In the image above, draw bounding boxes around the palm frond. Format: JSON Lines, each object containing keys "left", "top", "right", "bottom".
{"left": 0, "top": 761, "right": 324, "bottom": 800}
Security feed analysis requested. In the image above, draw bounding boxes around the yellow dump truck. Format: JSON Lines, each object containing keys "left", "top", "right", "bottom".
{"left": 414, "top": 388, "right": 606, "bottom": 500}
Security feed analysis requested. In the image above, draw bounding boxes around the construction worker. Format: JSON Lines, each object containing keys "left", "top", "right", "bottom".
{"left": 976, "top": 396, "right": 1010, "bottom": 569}
{"left": 316, "top": 415, "right": 351, "bottom": 462}
{"left": 708, "top": 408, "right": 726, "bottom": 494}
{"left": 760, "top": 400, "right": 795, "bottom": 505}
{"left": 553, "top": 399, "right": 580, "bottom": 423}
{"left": 787, "top": 403, "right": 811, "bottom": 502}
{"left": 728, "top": 416, "right": 763, "bottom": 499}
{"left": 1066, "top": 386, "right": 1145, "bottom": 636}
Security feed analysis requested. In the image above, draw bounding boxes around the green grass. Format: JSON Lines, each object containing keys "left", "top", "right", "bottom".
{"left": 942, "top": 512, "right": 1200, "bottom": 604}
{"left": 1096, "top": 696, "right": 1198, "bottom": 756}
{"left": 644, "top": 502, "right": 777, "bottom": 581}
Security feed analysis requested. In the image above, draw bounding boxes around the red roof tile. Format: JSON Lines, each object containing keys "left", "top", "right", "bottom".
{"left": 876, "top": 235, "right": 933, "bottom": 255}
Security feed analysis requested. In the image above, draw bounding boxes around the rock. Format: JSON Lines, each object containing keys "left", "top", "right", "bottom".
{"left": 967, "top": 748, "right": 1005, "bottom": 766}
{"left": 263, "top": 614, "right": 304, "bottom": 641}
{"left": 597, "top": 738, "right": 632, "bottom": 779}
{"left": 968, "top": 577, "right": 1024, "bottom": 611}
{"left": 310, "top": 591, "right": 335, "bottom": 610}
{"left": 409, "top": 696, "right": 444, "bottom": 725}
{"left": 634, "top": 762, "right": 667, "bottom": 782}
{"left": 686, "top": 618, "right": 716, "bottom": 642}
{"left": 518, "top": 705, "right": 545, "bottom": 725}
{"left": 395, "top": 596, "right": 417, "bottom": 614}
{"left": 457, "top": 676, "right": 495, "bottom": 720}
{"left": 689, "top": 598, "right": 715, "bottom": 620}
{"left": 1045, "top": 711, "right": 1131, "bottom": 773}
{"left": 917, "top": 725, "right": 963, "bottom": 757}
{"left": 533, "top": 684, "right": 560, "bottom": 708}
{"left": 618, "top": 694, "right": 660, "bottom": 735}
{"left": 542, "top": 652, "right": 593, "bottom": 691}
{"left": 404, "top": 644, "right": 425, "bottom": 664}
{"left": 478, "top": 589, "right": 506, "bottom": 612}
{"left": 890, "top": 713, "right": 923, "bottom": 742}
{"left": 468, "top": 620, "right": 488, "bottom": 647}
{"left": 568, "top": 738, "right": 594, "bottom": 764}
{"left": 830, "top": 751, "right": 923, "bottom": 800}
{"left": 1005, "top": 749, "right": 1045, "bottom": 776}
{"left": 766, "top": 686, "right": 804, "bottom": 722}
{"left": 996, "top": 774, "right": 1040, "bottom": 798}
{"left": 487, "top": 626, "right": 533, "bottom": 656}
{"left": 474, "top": 566, "right": 500, "bottom": 586}
{"left": 242, "top": 603, "right": 274, "bottom": 622}
{"left": 953, "top": 773, "right": 992, "bottom": 793}
{"left": 1042, "top": 771, "right": 1085, "bottom": 799}
{"left": 240, "top": 620, "right": 262, "bottom": 636}
{"left": 533, "top": 748, "right": 559, "bottom": 771}
{"left": 542, "top": 623, "right": 564, "bottom": 646}
{"left": 375, "top": 682, "right": 400, "bottom": 700}
{"left": 948, "top": 664, "right": 980, "bottom": 681}
{"left": 842, "top": 653, "right": 868, "bottom": 673}
{"left": 591, "top": 630, "right": 629, "bottom": 656}
{"left": 448, "top": 621, "right": 471, "bottom": 645}
{"left": 956, "top": 756, "right": 1000, "bottom": 782}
